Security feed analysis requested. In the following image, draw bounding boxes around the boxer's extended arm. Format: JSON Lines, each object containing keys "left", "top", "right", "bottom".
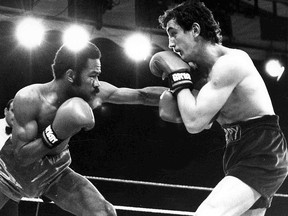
{"left": 95, "top": 81, "right": 167, "bottom": 107}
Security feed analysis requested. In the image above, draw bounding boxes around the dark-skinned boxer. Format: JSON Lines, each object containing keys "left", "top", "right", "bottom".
{"left": 0, "top": 42, "right": 167, "bottom": 216}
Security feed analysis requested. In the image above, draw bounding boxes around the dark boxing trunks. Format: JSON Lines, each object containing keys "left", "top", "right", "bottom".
{"left": 0, "top": 138, "right": 71, "bottom": 201}
{"left": 222, "top": 115, "right": 288, "bottom": 209}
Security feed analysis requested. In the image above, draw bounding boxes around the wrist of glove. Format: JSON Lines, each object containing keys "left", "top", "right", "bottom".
{"left": 168, "top": 71, "right": 193, "bottom": 96}
{"left": 41, "top": 125, "right": 63, "bottom": 149}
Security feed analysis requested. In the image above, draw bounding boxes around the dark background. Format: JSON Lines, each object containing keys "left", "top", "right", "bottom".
{"left": 0, "top": 0, "right": 288, "bottom": 215}
{"left": 0, "top": 27, "right": 288, "bottom": 215}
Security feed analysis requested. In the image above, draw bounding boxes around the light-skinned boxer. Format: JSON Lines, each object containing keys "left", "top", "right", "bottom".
{"left": 149, "top": 1, "right": 288, "bottom": 216}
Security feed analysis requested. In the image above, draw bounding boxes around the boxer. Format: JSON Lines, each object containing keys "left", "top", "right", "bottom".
{"left": 150, "top": 1, "right": 288, "bottom": 216}
{"left": 0, "top": 42, "right": 167, "bottom": 215}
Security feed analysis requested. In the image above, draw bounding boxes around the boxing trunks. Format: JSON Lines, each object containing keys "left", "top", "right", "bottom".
{"left": 0, "top": 138, "right": 71, "bottom": 201}
{"left": 222, "top": 115, "right": 288, "bottom": 209}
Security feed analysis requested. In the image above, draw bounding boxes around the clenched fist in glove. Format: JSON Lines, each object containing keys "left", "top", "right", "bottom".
{"left": 42, "top": 97, "right": 95, "bottom": 149}
{"left": 149, "top": 51, "right": 193, "bottom": 96}
{"left": 159, "top": 90, "right": 183, "bottom": 123}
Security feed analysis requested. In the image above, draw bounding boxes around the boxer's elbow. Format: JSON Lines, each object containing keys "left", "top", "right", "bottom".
{"left": 185, "top": 124, "right": 204, "bottom": 134}
{"left": 183, "top": 118, "right": 208, "bottom": 134}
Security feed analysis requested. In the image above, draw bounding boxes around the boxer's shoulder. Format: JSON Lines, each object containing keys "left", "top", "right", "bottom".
{"left": 15, "top": 84, "right": 43, "bottom": 102}
{"left": 14, "top": 84, "right": 45, "bottom": 118}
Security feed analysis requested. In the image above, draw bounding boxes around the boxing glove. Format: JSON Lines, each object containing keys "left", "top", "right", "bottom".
{"left": 42, "top": 97, "right": 95, "bottom": 149}
{"left": 159, "top": 90, "right": 183, "bottom": 123}
{"left": 149, "top": 51, "right": 193, "bottom": 96}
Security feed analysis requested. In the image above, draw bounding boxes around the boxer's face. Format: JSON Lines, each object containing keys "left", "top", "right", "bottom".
{"left": 166, "top": 19, "right": 197, "bottom": 62}
{"left": 74, "top": 58, "right": 101, "bottom": 101}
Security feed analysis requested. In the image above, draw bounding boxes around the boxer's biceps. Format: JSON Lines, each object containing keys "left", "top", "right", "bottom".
{"left": 13, "top": 119, "right": 38, "bottom": 146}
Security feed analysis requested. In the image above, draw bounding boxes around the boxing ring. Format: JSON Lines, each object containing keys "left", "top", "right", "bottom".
{"left": 20, "top": 176, "right": 288, "bottom": 216}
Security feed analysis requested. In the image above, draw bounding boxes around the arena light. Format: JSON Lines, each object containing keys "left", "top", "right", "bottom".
{"left": 16, "top": 17, "right": 45, "bottom": 48}
{"left": 124, "top": 33, "right": 152, "bottom": 61}
{"left": 265, "top": 58, "right": 285, "bottom": 81}
{"left": 63, "top": 25, "right": 90, "bottom": 52}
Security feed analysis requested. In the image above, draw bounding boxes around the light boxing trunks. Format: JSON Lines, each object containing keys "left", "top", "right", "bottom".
{"left": 0, "top": 138, "right": 71, "bottom": 201}
{"left": 222, "top": 115, "right": 288, "bottom": 209}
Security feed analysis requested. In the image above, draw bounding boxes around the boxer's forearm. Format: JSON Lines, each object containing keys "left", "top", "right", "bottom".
{"left": 14, "top": 138, "right": 52, "bottom": 166}
{"left": 139, "top": 86, "right": 168, "bottom": 106}
{"left": 103, "top": 86, "right": 168, "bottom": 106}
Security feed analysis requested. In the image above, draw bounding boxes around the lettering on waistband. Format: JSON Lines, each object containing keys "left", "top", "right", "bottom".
{"left": 223, "top": 125, "right": 241, "bottom": 144}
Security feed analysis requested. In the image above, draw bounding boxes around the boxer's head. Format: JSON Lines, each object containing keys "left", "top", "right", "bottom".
{"left": 158, "top": 1, "right": 222, "bottom": 44}
{"left": 52, "top": 42, "right": 102, "bottom": 101}
{"left": 52, "top": 42, "right": 101, "bottom": 81}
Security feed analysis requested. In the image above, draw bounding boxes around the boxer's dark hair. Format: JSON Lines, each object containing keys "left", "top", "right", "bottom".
{"left": 52, "top": 42, "right": 101, "bottom": 79}
{"left": 158, "top": 1, "right": 222, "bottom": 44}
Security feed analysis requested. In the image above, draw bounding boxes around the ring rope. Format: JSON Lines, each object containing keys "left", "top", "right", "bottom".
{"left": 21, "top": 197, "right": 195, "bottom": 215}
{"left": 114, "top": 205, "right": 195, "bottom": 215}
{"left": 20, "top": 176, "right": 288, "bottom": 215}
{"left": 84, "top": 175, "right": 288, "bottom": 198}
{"left": 85, "top": 175, "right": 213, "bottom": 191}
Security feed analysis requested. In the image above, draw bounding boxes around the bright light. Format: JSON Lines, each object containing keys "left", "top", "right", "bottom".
{"left": 124, "top": 33, "right": 152, "bottom": 61}
{"left": 63, "top": 25, "right": 89, "bottom": 52}
{"left": 265, "top": 59, "right": 285, "bottom": 81}
{"left": 16, "top": 17, "right": 45, "bottom": 48}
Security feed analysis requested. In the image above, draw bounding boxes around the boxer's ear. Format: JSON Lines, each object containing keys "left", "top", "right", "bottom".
{"left": 66, "top": 69, "right": 75, "bottom": 83}
{"left": 191, "top": 22, "right": 200, "bottom": 37}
